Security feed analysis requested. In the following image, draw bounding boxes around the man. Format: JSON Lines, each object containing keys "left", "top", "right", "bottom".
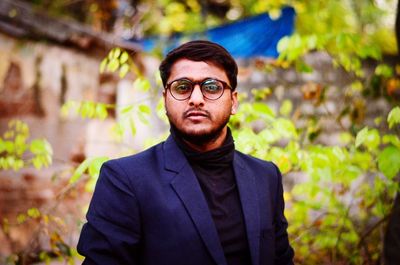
{"left": 77, "top": 40, "right": 294, "bottom": 265}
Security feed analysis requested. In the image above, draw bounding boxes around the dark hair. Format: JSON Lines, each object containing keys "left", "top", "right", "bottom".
{"left": 159, "top": 40, "right": 238, "bottom": 90}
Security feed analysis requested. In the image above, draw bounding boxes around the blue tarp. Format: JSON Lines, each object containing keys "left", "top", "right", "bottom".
{"left": 133, "top": 6, "right": 295, "bottom": 59}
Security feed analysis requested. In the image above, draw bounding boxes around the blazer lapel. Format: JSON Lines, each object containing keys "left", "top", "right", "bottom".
{"left": 164, "top": 136, "right": 227, "bottom": 265}
{"left": 233, "top": 154, "right": 261, "bottom": 265}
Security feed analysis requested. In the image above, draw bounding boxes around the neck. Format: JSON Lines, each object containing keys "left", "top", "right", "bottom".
{"left": 182, "top": 127, "right": 228, "bottom": 152}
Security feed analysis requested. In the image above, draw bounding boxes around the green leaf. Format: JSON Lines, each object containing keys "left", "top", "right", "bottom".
{"left": 120, "top": 51, "right": 129, "bottom": 64}
{"left": 121, "top": 105, "right": 134, "bottom": 114}
{"left": 30, "top": 139, "right": 46, "bottom": 154}
{"left": 108, "top": 49, "right": 114, "bottom": 59}
{"left": 17, "top": 213, "right": 27, "bottom": 224}
{"left": 119, "top": 64, "right": 130, "bottom": 78}
{"left": 60, "top": 100, "right": 79, "bottom": 118}
{"left": 44, "top": 141, "right": 52, "bottom": 154}
{"left": 70, "top": 158, "right": 92, "bottom": 184}
{"left": 387, "top": 106, "right": 400, "bottom": 129}
{"left": 85, "top": 178, "right": 97, "bottom": 193}
{"left": 133, "top": 78, "right": 151, "bottom": 92}
{"left": 251, "top": 87, "right": 271, "bottom": 100}
{"left": 140, "top": 78, "right": 151, "bottom": 92}
{"left": 113, "top": 48, "right": 121, "bottom": 59}
{"left": 138, "top": 104, "right": 151, "bottom": 115}
{"left": 29, "top": 139, "right": 51, "bottom": 168}
{"left": 39, "top": 251, "right": 50, "bottom": 263}
{"left": 378, "top": 145, "right": 400, "bottom": 179}
{"left": 156, "top": 98, "right": 168, "bottom": 124}
{"left": 5, "top": 141, "right": 14, "bottom": 153}
{"left": 0, "top": 139, "right": 5, "bottom": 153}
{"left": 259, "top": 128, "right": 278, "bottom": 144}
{"left": 279, "top": 100, "right": 293, "bottom": 116}
{"left": 80, "top": 102, "right": 96, "bottom": 118}
{"left": 375, "top": 64, "right": 393, "bottom": 78}
{"left": 95, "top": 104, "right": 108, "bottom": 120}
{"left": 99, "top": 58, "right": 108, "bottom": 73}
{"left": 331, "top": 146, "right": 346, "bottom": 162}
{"left": 112, "top": 123, "right": 124, "bottom": 141}
{"left": 374, "top": 116, "right": 383, "bottom": 126}
{"left": 355, "top": 127, "right": 380, "bottom": 150}
{"left": 351, "top": 81, "right": 363, "bottom": 92}
{"left": 27, "top": 207, "right": 41, "bottom": 218}
{"left": 129, "top": 117, "right": 137, "bottom": 136}
{"left": 80, "top": 102, "right": 88, "bottom": 118}
{"left": 382, "top": 134, "right": 400, "bottom": 148}
{"left": 277, "top": 36, "right": 290, "bottom": 53}
{"left": 296, "top": 61, "right": 313, "bottom": 73}
{"left": 273, "top": 118, "right": 298, "bottom": 139}
{"left": 107, "top": 59, "right": 120, "bottom": 72}
{"left": 15, "top": 134, "right": 27, "bottom": 146}
{"left": 88, "top": 156, "right": 109, "bottom": 179}
{"left": 253, "top": 102, "right": 275, "bottom": 117}
{"left": 339, "top": 132, "right": 353, "bottom": 145}
{"left": 32, "top": 157, "right": 42, "bottom": 169}
{"left": 13, "top": 159, "right": 24, "bottom": 170}
{"left": 0, "top": 157, "right": 7, "bottom": 169}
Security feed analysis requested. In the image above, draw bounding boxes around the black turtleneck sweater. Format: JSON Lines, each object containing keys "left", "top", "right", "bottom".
{"left": 171, "top": 128, "right": 251, "bottom": 265}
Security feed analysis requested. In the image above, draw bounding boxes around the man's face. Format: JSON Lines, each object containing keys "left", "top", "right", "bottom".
{"left": 163, "top": 59, "right": 238, "bottom": 143}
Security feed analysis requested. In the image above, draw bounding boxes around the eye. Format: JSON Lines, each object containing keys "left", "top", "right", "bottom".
{"left": 202, "top": 80, "right": 222, "bottom": 94}
{"left": 172, "top": 80, "right": 192, "bottom": 94}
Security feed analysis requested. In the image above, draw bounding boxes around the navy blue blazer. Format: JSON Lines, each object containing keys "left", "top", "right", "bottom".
{"left": 77, "top": 135, "right": 294, "bottom": 265}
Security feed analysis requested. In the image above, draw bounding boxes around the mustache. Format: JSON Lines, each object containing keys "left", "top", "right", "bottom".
{"left": 182, "top": 108, "right": 211, "bottom": 119}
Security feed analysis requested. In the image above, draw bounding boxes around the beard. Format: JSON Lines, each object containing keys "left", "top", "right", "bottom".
{"left": 167, "top": 111, "right": 230, "bottom": 146}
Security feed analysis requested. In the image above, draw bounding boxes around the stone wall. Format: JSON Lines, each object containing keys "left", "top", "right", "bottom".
{"left": 0, "top": 33, "right": 160, "bottom": 257}
{"left": 235, "top": 53, "right": 393, "bottom": 146}
{"left": 0, "top": 34, "right": 114, "bottom": 257}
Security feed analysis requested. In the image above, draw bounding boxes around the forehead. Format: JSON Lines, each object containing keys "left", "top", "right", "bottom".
{"left": 168, "top": 59, "right": 228, "bottom": 82}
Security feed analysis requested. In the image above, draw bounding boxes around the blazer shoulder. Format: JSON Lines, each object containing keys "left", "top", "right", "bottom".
{"left": 235, "top": 150, "right": 280, "bottom": 175}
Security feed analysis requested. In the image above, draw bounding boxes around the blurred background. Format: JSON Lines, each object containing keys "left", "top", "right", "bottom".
{"left": 0, "top": 0, "right": 399, "bottom": 264}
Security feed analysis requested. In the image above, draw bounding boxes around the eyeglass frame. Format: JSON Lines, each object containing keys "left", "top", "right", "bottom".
{"left": 165, "top": 78, "right": 233, "bottom": 101}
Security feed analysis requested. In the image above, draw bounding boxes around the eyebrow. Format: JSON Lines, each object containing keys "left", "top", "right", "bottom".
{"left": 168, "top": 77, "right": 222, "bottom": 83}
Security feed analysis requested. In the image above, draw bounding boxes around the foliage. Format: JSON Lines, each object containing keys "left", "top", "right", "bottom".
{"left": 230, "top": 96, "right": 400, "bottom": 263}
{"left": 0, "top": 120, "right": 83, "bottom": 264}
{"left": 2, "top": 206, "right": 77, "bottom": 265}
{"left": 99, "top": 48, "right": 137, "bottom": 79}
{"left": 134, "top": 0, "right": 397, "bottom": 56}
{"left": 0, "top": 120, "right": 52, "bottom": 171}
{"left": 26, "top": 0, "right": 397, "bottom": 57}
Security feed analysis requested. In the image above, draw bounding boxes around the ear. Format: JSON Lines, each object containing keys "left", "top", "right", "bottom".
{"left": 163, "top": 89, "right": 170, "bottom": 116}
{"left": 163, "top": 89, "right": 167, "bottom": 103}
{"left": 230, "top": 91, "right": 238, "bottom": 115}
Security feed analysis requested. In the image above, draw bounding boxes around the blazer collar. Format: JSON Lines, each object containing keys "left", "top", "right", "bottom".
{"left": 233, "top": 154, "right": 261, "bottom": 265}
{"left": 164, "top": 135, "right": 227, "bottom": 265}
{"left": 163, "top": 136, "right": 261, "bottom": 265}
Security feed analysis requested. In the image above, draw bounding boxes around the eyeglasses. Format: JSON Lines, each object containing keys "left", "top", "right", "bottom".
{"left": 165, "top": 78, "right": 232, "bottom": 101}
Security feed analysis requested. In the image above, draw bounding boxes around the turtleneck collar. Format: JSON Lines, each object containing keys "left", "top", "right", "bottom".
{"left": 170, "top": 126, "right": 235, "bottom": 167}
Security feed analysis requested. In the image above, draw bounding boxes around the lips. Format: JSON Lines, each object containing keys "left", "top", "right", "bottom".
{"left": 184, "top": 110, "right": 210, "bottom": 120}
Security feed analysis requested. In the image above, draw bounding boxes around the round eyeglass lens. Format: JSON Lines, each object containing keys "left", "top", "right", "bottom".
{"left": 170, "top": 80, "right": 192, "bottom": 99}
{"left": 202, "top": 80, "right": 223, "bottom": 99}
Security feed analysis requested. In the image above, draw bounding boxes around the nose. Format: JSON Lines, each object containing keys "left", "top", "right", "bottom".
{"left": 188, "top": 84, "right": 205, "bottom": 107}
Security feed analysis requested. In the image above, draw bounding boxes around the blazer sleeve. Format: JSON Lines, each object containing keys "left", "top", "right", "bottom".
{"left": 273, "top": 164, "right": 295, "bottom": 265}
{"left": 77, "top": 160, "right": 141, "bottom": 265}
